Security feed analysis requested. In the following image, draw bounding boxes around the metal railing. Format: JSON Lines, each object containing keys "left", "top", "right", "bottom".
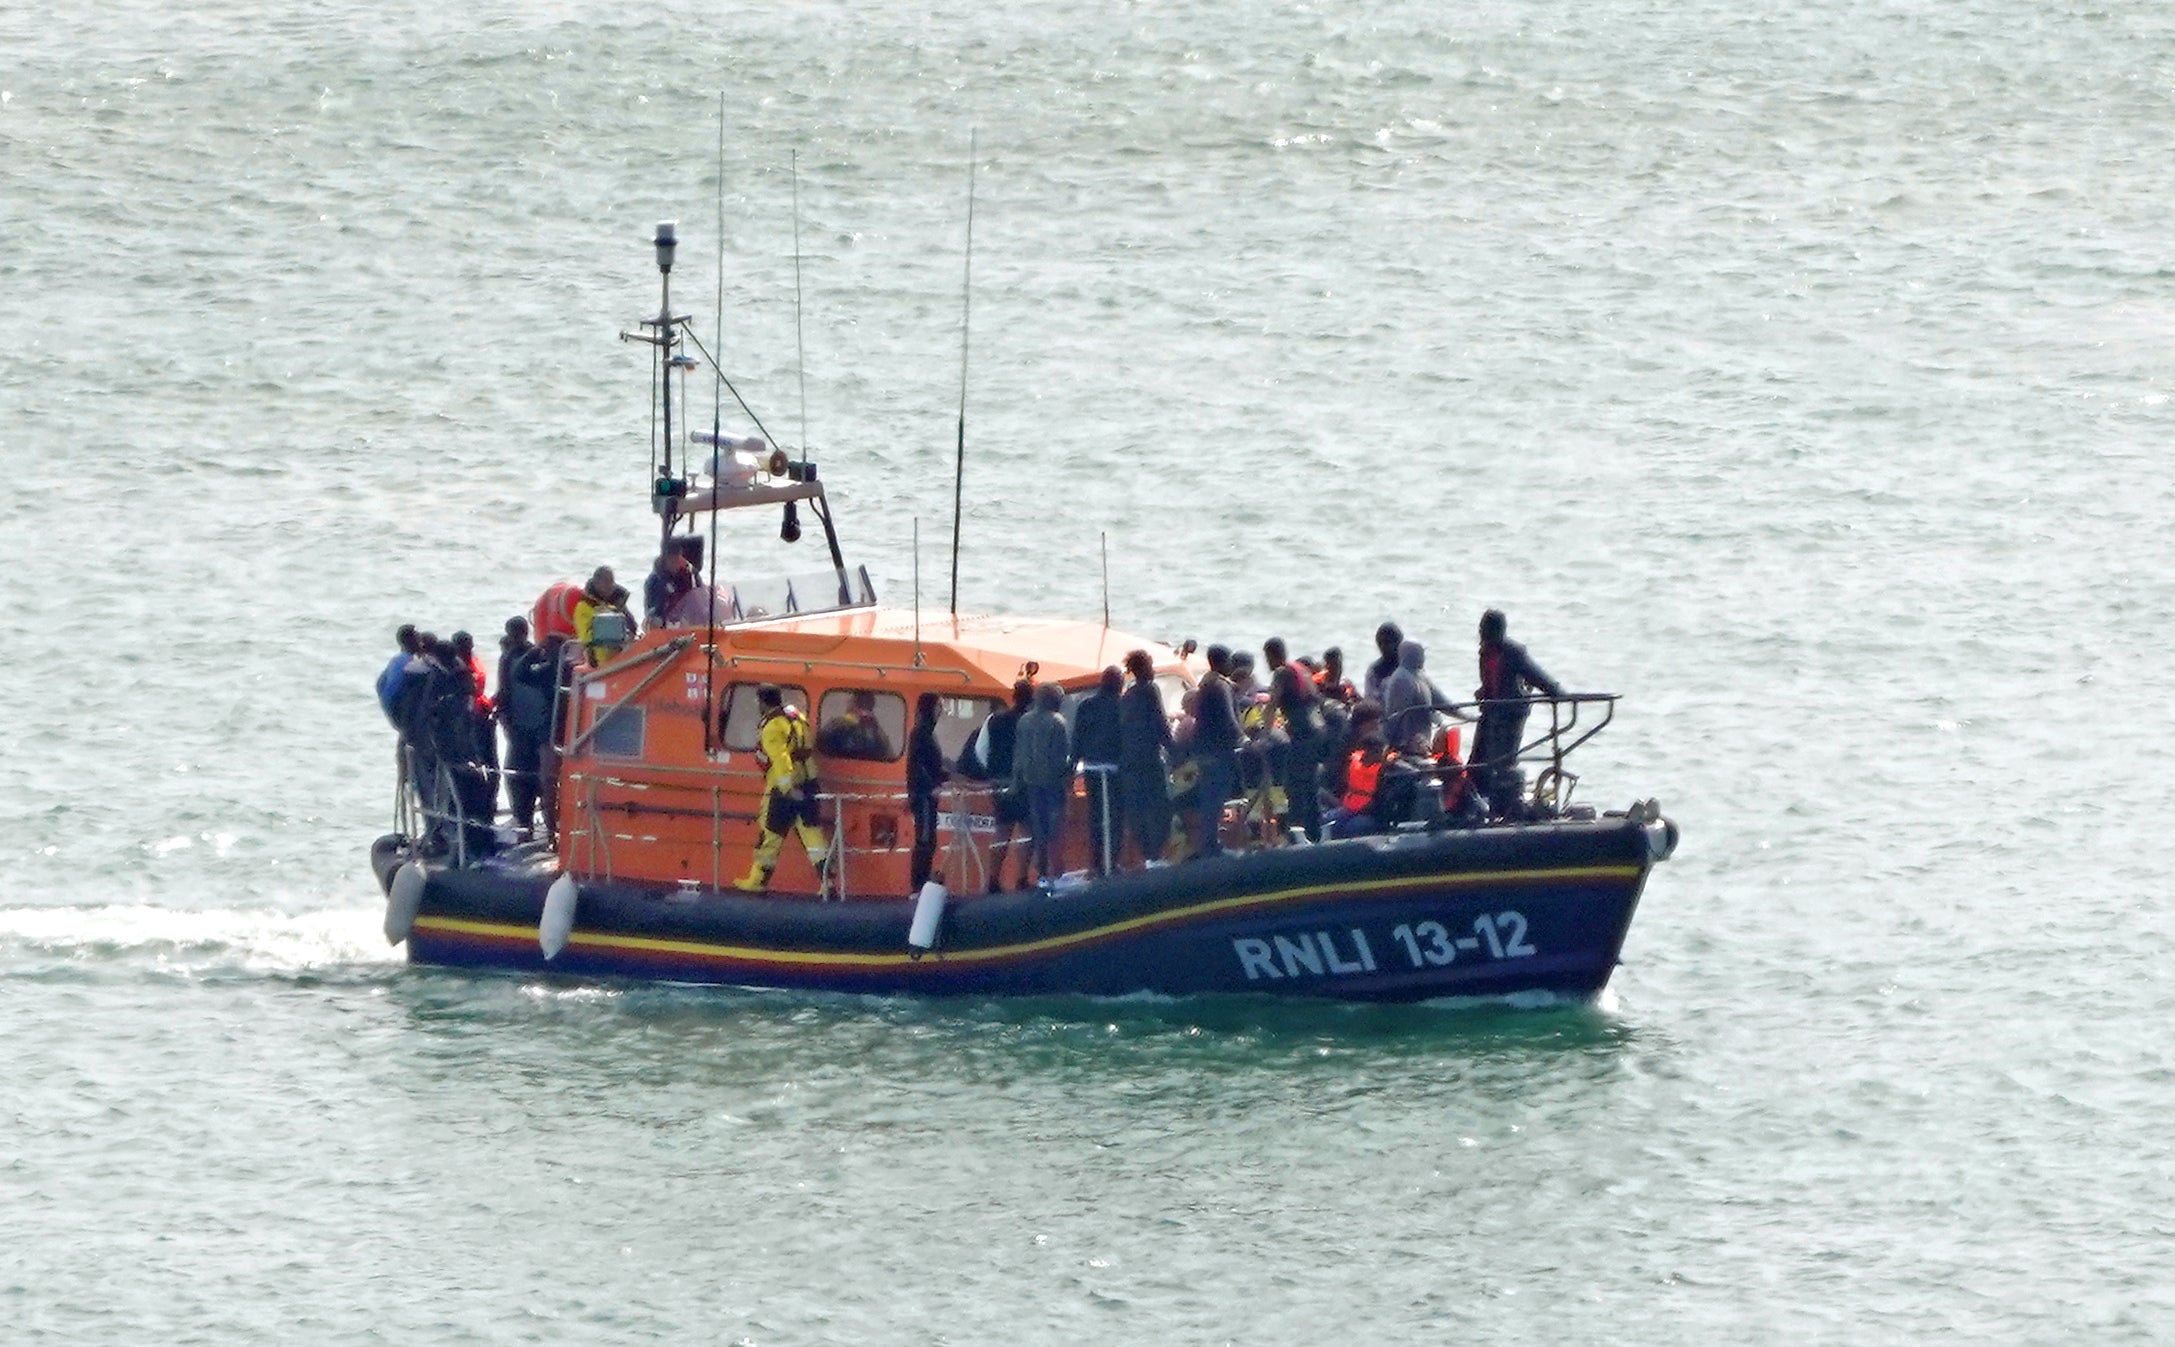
{"left": 395, "top": 745, "right": 488, "bottom": 869}
{"left": 390, "top": 691, "right": 1630, "bottom": 893}
{"left": 562, "top": 764, "right": 764, "bottom": 887}
{"left": 1390, "top": 692, "right": 1618, "bottom": 818}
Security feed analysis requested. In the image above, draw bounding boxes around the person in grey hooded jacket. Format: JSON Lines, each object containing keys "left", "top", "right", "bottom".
{"left": 1380, "top": 639, "right": 1465, "bottom": 755}
{"left": 1011, "top": 682, "right": 1074, "bottom": 886}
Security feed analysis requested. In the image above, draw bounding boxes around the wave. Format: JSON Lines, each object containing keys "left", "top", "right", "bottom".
{"left": 0, "top": 903, "right": 400, "bottom": 979}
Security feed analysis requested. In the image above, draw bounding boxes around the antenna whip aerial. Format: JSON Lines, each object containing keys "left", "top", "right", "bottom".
{"left": 948, "top": 129, "right": 976, "bottom": 616}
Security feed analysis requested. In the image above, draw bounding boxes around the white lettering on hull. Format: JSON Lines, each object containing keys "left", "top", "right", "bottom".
{"left": 1233, "top": 915, "right": 1537, "bottom": 981}
{"left": 1235, "top": 927, "right": 1394, "bottom": 981}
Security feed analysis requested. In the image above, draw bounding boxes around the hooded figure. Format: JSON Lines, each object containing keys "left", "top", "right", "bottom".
{"left": 1011, "top": 682, "right": 1074, "bottom": 886}
{"left": 1363, "top": 622, "right": 1404, "bottom": 702}
{"left": 1380, "top": 640, "right": 1461, "bottom": 754}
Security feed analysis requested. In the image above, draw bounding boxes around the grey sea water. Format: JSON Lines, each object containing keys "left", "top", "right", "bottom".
{"left": 4, "top": 0, "right": 2173, "bottom": 1341}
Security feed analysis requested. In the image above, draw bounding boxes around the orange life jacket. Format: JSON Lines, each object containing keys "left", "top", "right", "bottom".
{"left": 467, "top": 655, "right": 492, "bottom": 714}
{"left": 1342, "top": 750, "right": 1386, "bottom": 813}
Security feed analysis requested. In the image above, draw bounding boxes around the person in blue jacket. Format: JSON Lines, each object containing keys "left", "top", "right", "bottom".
{"left": 376, "top": 625, "right": 421, "bottom": 726}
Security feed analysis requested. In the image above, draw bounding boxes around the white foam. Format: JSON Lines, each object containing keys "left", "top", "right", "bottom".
{"left": 0, "top": 904, "right": 399, "bottom": 974}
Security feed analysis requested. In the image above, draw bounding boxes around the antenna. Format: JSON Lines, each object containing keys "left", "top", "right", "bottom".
{"left": 654, "top": 218, "right": 679, "bottom": 555}
{"left": 948, "top": 129, "right": 976, "bottom": 616}
{"left": 792, "top": 148, "right": 809, "bottom": 459}
{"left": 713, "top": 95, "right": 726, "bottom": 448}
{"left": 913, "top": 517, "right": 923, "bottom": 665}
{"left": 1100, "top": 530, "right": 1110, "bottom": 629}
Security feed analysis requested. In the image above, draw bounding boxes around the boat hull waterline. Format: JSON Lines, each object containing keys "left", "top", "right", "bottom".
{"left": 372, "top": 817, "right": 1674, "bottom": 1002}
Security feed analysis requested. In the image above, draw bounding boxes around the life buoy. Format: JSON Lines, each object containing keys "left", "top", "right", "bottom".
{"left": 532, "top": 581, "right": 582, "bottom": 642}
{"left": 1433, "top": 725, "right": 1462, "bottom": 763}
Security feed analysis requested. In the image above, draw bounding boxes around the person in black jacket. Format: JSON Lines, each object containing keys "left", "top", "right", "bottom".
{"left": 1190, "top": 645, "right": 1242, "bottom": 858}
{"left": 1072, "top": 666, "right": 1124, "bottom": 874}
{"left": 494, "top": 617, "right": 532, "bottom": 722}
{"left": 960, "top": 679, "right": 1033, "bottom": 891}
{"left": 1117, "top": 650, "right": 1173, "bottom": 868}
{"left": 400, "top": 637, "right": 496, "bottom": 857}
{"left": 1272, "top": 661, "right": 1326, "bottom": 842}
{"left": 906, "top": 692, "right": 950, "bottom": 894}
{"left": 1473, "top": 609, "right": 1565, "bottom": 819}
{"left": 528, "top": 636, "right": 572, "bottom": 842}
{"left": 503, "top": 630, "right": 560, "bottom": 839}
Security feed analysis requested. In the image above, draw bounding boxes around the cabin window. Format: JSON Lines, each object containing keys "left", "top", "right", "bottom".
{"left": 718, "top": 682, "right": 808, "bottom": 751}
{"left": 936, "top": 696, "right": 999, "bottom": 762}
{"left": 816, "top": 689, "right": 907, "bottom": 762}
{"left": 590, "top": 705, "right": 645, "bottom": 759}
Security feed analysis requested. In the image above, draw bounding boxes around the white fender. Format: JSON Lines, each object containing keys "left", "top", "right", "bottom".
{"left": 385, "top": 861, "right": 427, "bottom": 946}
{"left": 540, "top": 873, "right": 580, "bottom": 960}
{"left": 908, "top": 881, "right": 949, "bottom": 952}
{"left": 1642, "top": 802, "right": 1678, "bottom": 861}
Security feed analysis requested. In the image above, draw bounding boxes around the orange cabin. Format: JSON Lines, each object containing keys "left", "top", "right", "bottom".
{"left": 550, "top": 607, "right": 1195, "bottom": 897}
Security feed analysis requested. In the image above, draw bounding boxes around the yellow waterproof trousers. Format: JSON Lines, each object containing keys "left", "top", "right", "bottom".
{"left": 736, "top": 786, "right": 829, "bottom": 890}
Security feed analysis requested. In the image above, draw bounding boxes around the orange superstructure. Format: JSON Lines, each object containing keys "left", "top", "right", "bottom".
{"left": 551, "top": 607, "right": 1195, "bottom": 898}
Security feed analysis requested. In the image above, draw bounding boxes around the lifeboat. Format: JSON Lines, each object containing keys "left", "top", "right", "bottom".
{"left": 370, "top": 220, "right": 1679, "bottom": 1004}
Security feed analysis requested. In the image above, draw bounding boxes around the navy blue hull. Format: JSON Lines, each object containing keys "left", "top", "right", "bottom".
{"left": 373, "top": 819, "right": 1670, "bottom": 1003}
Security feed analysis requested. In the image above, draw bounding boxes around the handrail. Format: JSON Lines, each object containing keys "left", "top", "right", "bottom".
{"left": 942, "top": 788, "right": 989, "bottom": 894}
{"left": 812, "top": 786, "right": 921, "bottom": 902}
{"left": 574, "top": 774, "right": 613, "bottom": 882}
{"left": 1389, "top": 692, "right": 1618, "bottom": 816}
{"left": 1080, "top": 762, "right": 1118, "bottom": 873}
{"left": 1435, "top": 690, "right": 1619, "bottom": 720}
{"left": 575, "top": 633, "right": 696, "bottom": 686}
{"left": 567, "top": 765, "right": 766, "bottom": 787}
{"left": 720, "top": 653, "right": 974, "bottom": 682}
{"left": 565, "top": 636, "right": 696, "bottom": 755}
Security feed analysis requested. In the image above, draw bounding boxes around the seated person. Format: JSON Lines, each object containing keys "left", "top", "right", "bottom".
{"left": 1325, "top": 732, "right": 1393, "bottom": 839}
{"left": 643, "top": 539, "right": 700, "bottom": 629}
{"left": 817, "top": 689, "right": 894, "bottom": 760}
{"left": 573, "top": 566, "right": 633, "bottom": 665}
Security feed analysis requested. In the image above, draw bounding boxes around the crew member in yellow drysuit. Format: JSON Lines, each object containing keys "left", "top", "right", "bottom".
{"left": 735, "top": 684, "right": 830, "bottom": 892}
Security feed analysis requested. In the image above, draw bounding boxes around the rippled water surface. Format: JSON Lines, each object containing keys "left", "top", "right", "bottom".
{"left": 5, "top": 1, "right": 2174, "bottom": 1341}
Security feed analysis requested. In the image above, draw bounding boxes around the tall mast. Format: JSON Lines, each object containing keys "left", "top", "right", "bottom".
{"left": 948, "top": 133, "right": 976, "bottom": 616}
{"left": 654, "top": 220, "right": 679, "bottom": 553}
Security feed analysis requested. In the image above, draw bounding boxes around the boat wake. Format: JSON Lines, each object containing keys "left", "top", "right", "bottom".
{"left": 0, "top": 903, "right": 401, "bottom": 981}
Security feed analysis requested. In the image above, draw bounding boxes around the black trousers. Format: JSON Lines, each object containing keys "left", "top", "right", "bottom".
{"left": 1473, "top": 708, "right": 1529, "bottom": 815}
{"left": 505, "top": 731, "right": 542, "bottom": 831}
{"left": 1283, "top": 757, "right": 1323, "bottom": 842}
{"left": 474, "top": 711, "right": 501, "bottom": 812}
{"left": 1118, "top": 766, "right": 1169, "bottom": 865}
{"left": 1194, "top": 754, "right": 1236, "bottom": 857}
{"left": 909, "top": 792, "right": 941, "bottom": 892}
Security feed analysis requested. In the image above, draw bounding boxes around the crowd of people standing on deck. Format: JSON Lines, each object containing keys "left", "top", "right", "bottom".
{"left": 905, "top": 610, "right": 1566, "bottom": 895}
{"left": 378, "top": 575, "right": 1567, "bottom": 888}
{"left": 373, "top": 547, "right": 690, "bottom": 857}
{"left": 377, "top": 617, "right": 568, "bottom": 857}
